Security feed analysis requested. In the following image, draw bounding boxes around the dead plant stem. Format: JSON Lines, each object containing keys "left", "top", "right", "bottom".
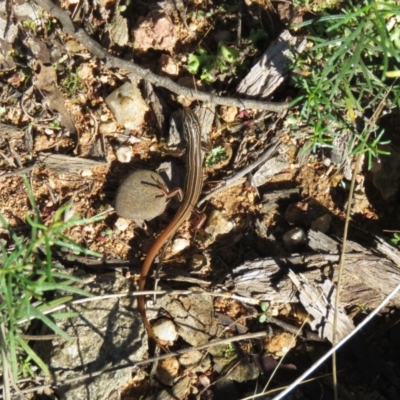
{"left": 331, "top": 89, "right": 392, "bottom": 399}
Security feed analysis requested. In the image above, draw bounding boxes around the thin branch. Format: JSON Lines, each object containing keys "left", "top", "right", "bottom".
{"left": 17, "top": 289, "right": 259, "bottom": 325}
{"left": 198, "top": 138, "right": 281, "bottom": 206}
{"left": 32, "top": 0, "right": 289, "bottom": 112}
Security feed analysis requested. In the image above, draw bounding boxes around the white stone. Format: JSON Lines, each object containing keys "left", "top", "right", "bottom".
{"left": 205, "top": 210, "right": 235, "bottom": 238}
{"left": 116, "top": 146, "right": 133, "bottom": 163}
{"left": 115, "top": 217, "right": 129, "bottom": 231}
{"left": 152, "top": 318, "right": 178, "bottom": 342}
{"left": 171, "top": 238, "right": 190, "bottom": 254}
{"left": 105, "top": 82, "right": 149, "bottom": 130}
{"left": 81, "top": 169, "right": 93, "bottom": 177}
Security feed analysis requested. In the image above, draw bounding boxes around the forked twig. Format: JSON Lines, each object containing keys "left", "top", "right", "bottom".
{"left": 33, "top": 0, "right": 289, "bottom": 112}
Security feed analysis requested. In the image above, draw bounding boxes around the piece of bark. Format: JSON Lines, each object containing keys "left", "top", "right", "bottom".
{"left": 143, "top": 80, "right": 166, "bottom": 134}
{"left": 251, "top": 154, "right": 290, "bottom": 187}
{"left": 225, "top": 246, "right": 400, "bottom": 310}
{"left": 196, "top": 105, "right": 215, "bottom": 144}
{"left": 107, "top": 8, "right": 129, "bottom": 47}
{"left": 38, "top": 153, "right": 108, "bottom": 173}
{"left": 0, "top": 123, "right": 22, "bottom": 142}
{"left": 288, "top": 270, "right": 355, "bottom": 342}
{"left": 375, "top": 236, "right": 400, "bottom": 266}
{"left": 236, "top": 30, "right": 307, "bottom": 99}
{"left": 25, "top": 36, "right": 77, "bottom": 138}
{"left": 308, "top": 229, "right": 339, "bottom": 253}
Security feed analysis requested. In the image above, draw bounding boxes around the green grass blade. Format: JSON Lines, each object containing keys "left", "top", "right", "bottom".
{"left": 27, "top": 304, "right": 73, "bottom": 341}
{"left": 329, "top": 33, "right": 365, "bottom": 100}
{"left": 15, "top": 336, "right": 50, "bottom": 376}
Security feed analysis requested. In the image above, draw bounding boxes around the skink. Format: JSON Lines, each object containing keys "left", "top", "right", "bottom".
{"left": 138, "top": 107, "right": 203, "bottom": 350}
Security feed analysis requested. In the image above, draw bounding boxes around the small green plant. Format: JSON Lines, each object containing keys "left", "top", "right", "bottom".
{"left": 259, "top": 301, "right": 270, "bottom": 323}
{"left": 291, "top": 0, "right": 400, "bottom": 163}
{"left": 186, "top": 24, "right": 267, "bottom": 83}
{"left": 187, "top": 42, "right": 247, "bottom": 83}
{"left": 0, "top": 176, "right": 103, "bottom": 383}
{"left": 205, "top": 146, "right": 229, "bottom": 167}
{"left": 49, "top": 120, "right": 62, "bottom": 129}
{"left": 187, "top": 42, "right": 241, "bottom": 83}
{"left": 60, "top": 69, "right": 83, "bottom": 97}
{"left": 248, "top": 29, "right": 268, "bottom": 44}
{"left": 118, "top": 0, "right": 131, "bottom": 12}
{"left": 351, "top": 128, "right": 391, "bottom": 170}
{"left": 221, "top": 343, "right": 236, "bottom": 359}
{"left": 293, "top": 0, "right": 341, "bottom": 12}
{"left": 390, "top": 232, "right": 400, "bottom": 246}
{"left": 22, "top": 19, "right": 37, "bottom": 33}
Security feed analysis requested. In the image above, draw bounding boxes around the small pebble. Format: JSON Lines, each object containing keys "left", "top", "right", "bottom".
{"left": 99, "top": 121, "right": 117, "bottom": 134}
{"left": 310, "top": 214, "right": 331, "bottom": 233}
{"left": 152, "top": 318, "right": 178, "bottom": 342}
{"left": 323, "top": 157, "right": 332, "bottom": 167}
{"left": 128, "top": 135, "right": 141, "bottom": 144}
{"left": 171, "top": 238, "right": 190, "bottom": 254}
{"left": 198, "top": 374, "right": 211, "bottom": 387}
{"left": 179, "top": 350, "right": 203, "bottom": 367}
{"left": 282, "top": 227, "right": 307, "bottom": 252}
{"left": 81, "top": 169, "right": 93, "bottom": 177}
{"left": 115, "top": 217, "right": 129, "bottom": 231}
{"left": 156, "top": 357, "right": 179, "bottom": 386}
{"left": 205, "top": 210, "right": 235, "bottom": 239}
{"left": 116, "top": 146, "right": 133, "bottom": 163}
{"left": 105, "top": 82, "right": 149, "bottom": 129}
{"left": 190, "top": 254, "right": 209, "bottom": 273}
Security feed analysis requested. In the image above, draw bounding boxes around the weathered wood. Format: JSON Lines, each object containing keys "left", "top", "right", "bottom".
{"left": 288, "top": 270, "right": 355, "bottom": 342}
{"left": 224, "top": 231, "right": 400, "bottom": 342}
{"left": 38, "top": 153, "right": 108, "bottom": 173}
{"left": 0, "top": 123, "right": 22, "bottom": 142}
{"left": 236, "top": 30, "right": 307, "bottom": 99}
{"left": 225, "top": 231, "right": 400, "bottom": 310}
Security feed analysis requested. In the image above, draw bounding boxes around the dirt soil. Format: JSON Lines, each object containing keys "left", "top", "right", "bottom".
{"left": 1, "top": 0, "right": 400, "bottom": 399}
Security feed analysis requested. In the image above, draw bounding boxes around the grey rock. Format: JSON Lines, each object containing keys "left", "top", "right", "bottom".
{"left": 35, "top": 273, "right": 147, "bottom": 400}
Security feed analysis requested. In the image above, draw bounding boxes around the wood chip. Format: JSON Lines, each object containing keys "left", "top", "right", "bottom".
{"left": 38, "top": 153, "right": 108, "bottom": 173}
{"left": 237, "top": 30, "right": 307, "bottom": 99}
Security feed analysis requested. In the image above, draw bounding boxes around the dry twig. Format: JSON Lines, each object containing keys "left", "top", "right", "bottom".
{"left": 32, "top": 0, "right": 289, "bottom": 112}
